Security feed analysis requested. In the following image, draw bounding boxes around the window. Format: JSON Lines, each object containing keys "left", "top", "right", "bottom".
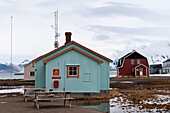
{"left": 140, "top": 68, "right": 143, "bottom": 71}
{"left": 137, "top": 60, "right": 140, "bottom": 64}
{"left": 131, "top": 60, "right": 134, "bottom": 64}
{"left": 83, "top": 73, "right": 91, "bottom": 82}
{"left": 30, "top": 71, "right": 35, "bottom": 76}
{"left": 67, "top": 65, "right": 79, "bottom": 78}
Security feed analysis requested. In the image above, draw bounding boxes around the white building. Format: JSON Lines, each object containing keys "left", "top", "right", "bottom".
{"left": 162, "top": 59, "right": 170, "bottom": 74}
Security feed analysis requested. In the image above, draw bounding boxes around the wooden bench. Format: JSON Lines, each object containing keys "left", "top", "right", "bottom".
{"left": 33, "top": 97, "right": 73, "bottom": 109}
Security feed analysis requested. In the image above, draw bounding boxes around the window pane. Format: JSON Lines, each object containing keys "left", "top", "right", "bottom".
{"left": 73, "top": 67, "right": 77, "bottom": 70}
{"left": 137, "top": 60, "right": 140, "bottom": 64}
{"left": 30, "top": 71, "right": 34, "bottom": 76}
{"left": 69, "top": 67, "right": 72, "bottom": 70}
{"left": 131, "top": 60, "right": 134, "bottom": 64}
{"left": 69, "top": 71, "right": 73, "bottom": 75}
{"left": 73, "top": 71, "right": 77, "bottom": 75}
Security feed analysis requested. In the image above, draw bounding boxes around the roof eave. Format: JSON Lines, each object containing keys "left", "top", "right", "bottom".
{"left": 43, "top": 46, "right": 104, "bottom": 64}
{"left": 32, "top": 41, "right": 113, "bottom": 63}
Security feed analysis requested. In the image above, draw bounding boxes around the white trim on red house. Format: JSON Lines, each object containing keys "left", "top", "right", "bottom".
{"left": 134, "top": 64, "right": 148, "bottom": 76}
{"left": 117, "top": 51, "right": 135, "bottom": 69}
{"left": 135, "top": 63, "right": 148, "bottom": 69}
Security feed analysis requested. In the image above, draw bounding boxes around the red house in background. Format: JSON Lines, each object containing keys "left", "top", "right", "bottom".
{"left": 117, "top": 50, "right": 149, "bottom": 77}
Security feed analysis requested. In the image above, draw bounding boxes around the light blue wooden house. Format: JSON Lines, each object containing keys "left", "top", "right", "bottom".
{"left": 32, "top": 32, "right": 113, "bottom": 95}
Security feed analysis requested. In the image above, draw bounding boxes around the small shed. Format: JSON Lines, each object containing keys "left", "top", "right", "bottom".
{"left": 117, "top": 50, "right": 149, "bottom": 77}
{"left": 24, "top": 62, "right": 35, "bottom": 81}
{"left": 32, "top": 32, "right": 113, "bottom": 96}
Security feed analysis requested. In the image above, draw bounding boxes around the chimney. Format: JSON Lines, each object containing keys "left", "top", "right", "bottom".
{"left": 65, "top": 32, "right": 72, "bottom": 44}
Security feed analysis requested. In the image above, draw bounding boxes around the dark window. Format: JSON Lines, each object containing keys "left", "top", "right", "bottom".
{"left": 140, "top": 68, "right": 143, "bottom": 71}
{"left": 30, "top": 71, "right": 35, "bottom": 76}
{"left": 67, "top": 65, "right": 79, "bottom": 78}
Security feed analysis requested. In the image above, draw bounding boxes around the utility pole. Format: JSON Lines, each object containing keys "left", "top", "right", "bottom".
{"left": 54, "top": 10, "right": 59, "bottom": 48}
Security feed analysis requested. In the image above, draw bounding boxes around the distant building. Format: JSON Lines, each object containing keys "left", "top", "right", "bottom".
{"left": 149, "top": 64, "right": 162, "bottom": 74}
{"left": 117, "top": 51, "right": 149, "bottom": 77}
{"left": 32, "top": 32, "right": 113, "bottom": 95}
{"left": 24, "top": 62, "right": 35, "bottom": 81}
{"left": 162, "top": 59, "right": 170, "bottom": 74}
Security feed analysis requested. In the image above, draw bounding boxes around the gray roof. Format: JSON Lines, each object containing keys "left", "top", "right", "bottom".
{"left": 163, "top": 59, "right": 170, "bottom": 63}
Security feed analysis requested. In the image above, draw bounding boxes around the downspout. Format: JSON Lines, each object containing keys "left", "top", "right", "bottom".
{"left": 44, "top": 63, "right": 46, "bottom": 88}
{"left": 64, "top": 62, "right": 66, "bottom": 92}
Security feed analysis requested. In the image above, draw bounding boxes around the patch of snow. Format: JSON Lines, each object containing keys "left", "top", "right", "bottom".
{"left": 150, "top": 74, "right": 170, "bottom": 76}
{"left": 0, "top": 88, "right": 23, "bottom": 94}
{"left": 120, "top": 81, "right": 134, "bottom": 84}
{"left": 110, "top": 71, "right": 117, "bottom": 77}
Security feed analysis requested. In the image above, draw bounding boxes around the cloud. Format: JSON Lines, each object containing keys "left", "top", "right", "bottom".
{"left": 82, "top": 2, "right": 170, "bottom": 23}
{"left": 86, "top": 24, "right": 170, "bottom": 58}
{"left": 88, "top": 25, "right": 170, "bottom": 38}
{"left": 0, "top": 0, "right": 15, "bottom": 4}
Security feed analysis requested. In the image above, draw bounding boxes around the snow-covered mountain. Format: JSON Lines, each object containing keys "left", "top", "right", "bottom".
{"left": 112, "top": 40, "right": 170, "bottom": 66}
{"left": 137, "top": 41, "right": 170, "bottom": 64}
{"left": 0, "top": 59, "right": 30, "bottom": 73}
{"left": 0, "top": 63, "right": 23, "bottom": 73}
{"left": 18, "top": 59, "right": 30, "bottom": 69}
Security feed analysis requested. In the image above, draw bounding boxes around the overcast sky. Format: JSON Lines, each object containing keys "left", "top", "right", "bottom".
{"left": 0, "top": 0, "right": 170, "bottom": 64}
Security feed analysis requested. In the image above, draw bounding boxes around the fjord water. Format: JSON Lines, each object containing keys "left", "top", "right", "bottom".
{"left": 0, "top": 73, "right": 24, "bottom": 79}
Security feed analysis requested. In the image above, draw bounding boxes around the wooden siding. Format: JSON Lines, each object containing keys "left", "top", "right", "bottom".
{"left": 35, "top": 43, "right": 110, "bottom": 92}
{"left": 43, "top": 47, "right": 103, "bottom": 64}
{"left": 118, "top": 59, "right": 149, "bottom": 77}
{"left": 24, "top": 63, "right": 35, "bottom": 80}
{"left": 135, "top": 65, "right": 149, "bottom": 77}
{"left": 33, "top": 41, "right": 112, "bottom": 63}
{"left": 46, "top": 50, "right": 100, "bottom": 92}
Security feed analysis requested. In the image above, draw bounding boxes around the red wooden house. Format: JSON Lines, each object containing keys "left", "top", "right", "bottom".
{"left": 117, "top": 50, "right": 149, "bottom": 77}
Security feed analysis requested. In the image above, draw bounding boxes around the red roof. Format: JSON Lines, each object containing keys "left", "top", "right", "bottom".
{"left": 43, "top": 46, "right": 104, "bottom": 64}
{"left": 32, "top": 41, "right": 113, "bottom": 63}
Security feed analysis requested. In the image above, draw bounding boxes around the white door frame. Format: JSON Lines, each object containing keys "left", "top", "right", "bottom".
{"left": 140, "top": 68, "right": 143, "bottom": 76}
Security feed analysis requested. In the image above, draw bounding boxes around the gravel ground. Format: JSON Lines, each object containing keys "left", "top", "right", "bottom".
{"left": 0, "top": 95, "right": 103, "bottom": 113}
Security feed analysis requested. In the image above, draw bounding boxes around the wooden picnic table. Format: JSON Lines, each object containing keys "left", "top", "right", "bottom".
{"left": 23, "top": 88, "right": 74, "bottom": 109}
{"left": 23, "top": 88, "right": 53, "bottom": 102}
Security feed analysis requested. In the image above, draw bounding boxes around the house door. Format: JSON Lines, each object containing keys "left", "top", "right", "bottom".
{"left": 140, "top": 68, "right": 143, "bottom": 75}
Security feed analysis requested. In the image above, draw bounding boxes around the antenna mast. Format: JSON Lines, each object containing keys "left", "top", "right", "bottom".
{"left": 10, "top": 16, "right": 13, "bottom": 80}
{"left": 54, "top": 10, "right": 59, "bottom": 48}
